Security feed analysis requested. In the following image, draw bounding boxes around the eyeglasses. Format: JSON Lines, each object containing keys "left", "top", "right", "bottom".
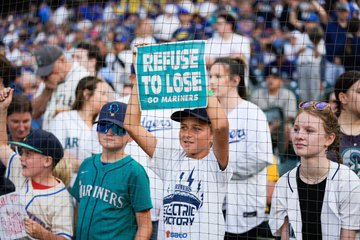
{"left": 298, "top": 101, "right": 331, "bottom": 111}
{"left": 96, "top": 122, "right": 127, "bottom": 136}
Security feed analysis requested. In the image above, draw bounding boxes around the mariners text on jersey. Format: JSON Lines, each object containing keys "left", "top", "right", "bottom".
{"left": 79, "top": 181, "right": 124, "bottom": 209}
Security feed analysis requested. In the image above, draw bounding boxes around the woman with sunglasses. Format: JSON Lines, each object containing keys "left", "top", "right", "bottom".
{"left": 269, "top": 101, "right": 360, "bottom": 239}
{"left": 70, "top": 101, "right": 153, "bottom": 240}
{"left": 48, "top": 76, "right": 111, "bottom": 186}
{"left": 332, "top": 71, "right": 360, "bottom": 176}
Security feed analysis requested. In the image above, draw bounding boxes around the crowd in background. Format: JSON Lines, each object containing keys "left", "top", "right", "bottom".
{"left": 0, "top": 0, "right": 359, "bottom": 239}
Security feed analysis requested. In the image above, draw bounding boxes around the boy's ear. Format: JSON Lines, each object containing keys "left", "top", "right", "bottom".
{"left": 43, "top": 156, "right": 54, "bottom": 168}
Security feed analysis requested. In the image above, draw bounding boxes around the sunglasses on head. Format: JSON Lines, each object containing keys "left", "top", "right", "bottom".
{"left": 96, "top": 122, "right": 127, "bottom": 136}
{"left": 298, "top": 101, "right": 331, "bottom": 111}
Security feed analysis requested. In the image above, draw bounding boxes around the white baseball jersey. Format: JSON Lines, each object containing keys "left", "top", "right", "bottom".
{"left": 117, "top": 96, "right": 180, "bottom": 222}
{"left": 48, "top": 110, "right": 102, "bottom": 186}
{"left": 150, "top": 140, "right": 233, "bottom": 240}
{"left": 6, "top": 153, "right": 74, "bottom": 239}
{"left": 270, "top": 161, "right": 360, "bottom": 239}
{"left": 225, "top": 100, "right": 273, "bottom": 234}
{"left": 36, "top": 62, "right": 89, "bottom": 131}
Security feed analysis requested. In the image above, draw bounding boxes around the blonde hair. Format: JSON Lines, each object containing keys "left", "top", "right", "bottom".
{"left": 53, "top": 157, "right": 73, "bottom": 188}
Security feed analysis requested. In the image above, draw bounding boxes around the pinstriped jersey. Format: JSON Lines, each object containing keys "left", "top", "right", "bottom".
{"left": 6, "top": 153, "right": 74, "bottom": 239}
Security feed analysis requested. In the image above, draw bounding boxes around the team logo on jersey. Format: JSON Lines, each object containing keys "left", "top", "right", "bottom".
{"left": 342, "top": 148, "right": 360, "bottom": 176}
{"left": 163, "top": 168, "right": 203, "bottom": 226}
{"left": 108, "top": 103, "right": 119, "bottom": 117}
{"left": 141, "top": 116, "right": 172, "bottom": 132}
{"left": 229, "top": 128, "right": 246, "bottom": 144}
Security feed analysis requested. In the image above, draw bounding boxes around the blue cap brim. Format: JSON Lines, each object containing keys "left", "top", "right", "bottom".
{"left": 94, "top": 119, "right": 124, "bottom": 128}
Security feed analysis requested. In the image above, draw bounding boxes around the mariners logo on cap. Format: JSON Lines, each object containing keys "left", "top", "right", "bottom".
{"left": 108, "top": 103, "right": 119, "bottom": 117}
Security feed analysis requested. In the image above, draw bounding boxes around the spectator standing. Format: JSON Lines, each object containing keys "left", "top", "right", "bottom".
{"left": 124, "top": 73, "right": 232, "bottom": 239}
{"left": 250, "top": 66, "right": 297, "bottom": 123}
{"left": 295, "top": 19, "right": 326, "bottom": 101}
{"left": 332, "top": 71, "right": 360, "bottom": 176}
{"left": 71, "top": 101, "right": 153, "bottom": 240}
{"left": 206, "top": 12, "right": 251, "bottom": 66}
{"left": 32, "top": 44, "right": 89, "bottom": 130}
{"left": 172, "top": 2, "right": 197, "bottom": 42}
{"left": 0, "top": 88, "right": 74, "bottom": 239}
{"left": 317, "top": 1, "right": 349, "bottom": 87}
{"left": 105, "top": 34, "right": 132, "bottom": 94}
{"left": 270, "top": 101, "right": 360, "bottom": 239}
{"left": 154, "top": 4, "right": 180, "bottom": 42}
{"left": 209, "top": 57, "right": 273, "bottom": 239}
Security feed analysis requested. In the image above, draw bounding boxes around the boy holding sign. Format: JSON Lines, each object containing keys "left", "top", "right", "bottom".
{"left": 0, "top": 88, "right": 73, "bottom": 239}
{"left": 124, "top": 73, "right": 232, "bottom": 239}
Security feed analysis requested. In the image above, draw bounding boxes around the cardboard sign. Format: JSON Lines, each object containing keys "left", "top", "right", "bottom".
{"left": 0, "top": 192, "right": 28, "bottom": 240}
{"left": 136, "top": 41, "right": 207, "bottom": 110}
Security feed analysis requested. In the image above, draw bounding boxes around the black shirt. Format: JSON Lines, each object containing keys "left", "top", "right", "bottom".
{"left": 297, "top": 167, "right": 327, "bottom": 240}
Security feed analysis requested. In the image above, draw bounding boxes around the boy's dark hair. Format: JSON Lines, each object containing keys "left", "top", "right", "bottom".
{"left": 76, "top": 42, "right": 103, "bottom": 72}
{"left": 213, "top": 57, "right": 247, "bottom": 100}
{"left": 7, "top": 95, "right": 32, "bottom": 117}
{"left": 0, "top": 54, "right": 14, "bottom": 87}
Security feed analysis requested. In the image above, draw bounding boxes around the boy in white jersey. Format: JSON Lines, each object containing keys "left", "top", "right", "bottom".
{"left": 124, "top": 78, "right": 232, "bottom": 240}
{"left": 0, "top": 88, "right": 73, "bottom": 239}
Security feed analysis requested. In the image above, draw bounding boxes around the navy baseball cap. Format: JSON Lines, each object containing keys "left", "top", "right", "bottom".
{"left": 9, "top": 129, "right": 64, "bottom": 165}
{"left": 95, "top": 101, "right": 127, "bottom": 127}
{"left": 34, "top": 44, "right": 63, "bottom": 77}
{"left": 171, "top": 108, "right": 210, "bottom": 123}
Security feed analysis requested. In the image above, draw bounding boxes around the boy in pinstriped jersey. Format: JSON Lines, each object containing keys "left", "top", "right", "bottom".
{"left": 0, "top": 87, "right": 73, "bottom": 239}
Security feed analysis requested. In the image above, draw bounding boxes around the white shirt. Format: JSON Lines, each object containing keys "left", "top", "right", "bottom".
{"left": 150, "top": 140, "right": 232, "bottom": 240}
{"left": 206, "top": 33, "right": 251, "bottom": 64}
{"left": 52, "top": 5, "right": 70, "bottom": 26}
{"left": 117, "top": 96, "right": 180, "bottom": 221}
{"left": 154, "top": 14, "right": 180, "bottom": 41}
{"left": 285, "top": 32, "right": 326, "bottom": 65}
{"left": 36, "top": 62, "right": 89, "bottom": 131}
{"left": 6, "top": 153, "right": 74, "bottom": 239}
{"left": 48, "top": 110, "right": 102, "bottom": 185}
{"left": 270, "top": 161, "right": 360, "bottom": 239}
{"left": 105, "top": 51, "right": 132, "bottom": 94}
{"left": 225, "top": 100, "right": 273, "bottom": 234}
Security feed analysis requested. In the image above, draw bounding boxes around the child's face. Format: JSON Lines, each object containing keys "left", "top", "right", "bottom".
{"left": 20, "top": 149, "right": 49, "bottom": 178}
{"left": 98, "top": 127, "right": 129, "bottom": 151}
{"left": 179, "top": 118, "right": 212, "bottom": 159}
{"left": 291, "top": 112, "right": 334, "bottom": 159}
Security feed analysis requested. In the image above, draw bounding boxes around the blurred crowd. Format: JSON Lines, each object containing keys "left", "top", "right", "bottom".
{"left": 1, "top": 0, "right": 359, "bottom": 100}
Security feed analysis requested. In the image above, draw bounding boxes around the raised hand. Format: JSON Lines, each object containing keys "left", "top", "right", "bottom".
{"left": 0, "top": 87, "right": 14, "bottom": 110}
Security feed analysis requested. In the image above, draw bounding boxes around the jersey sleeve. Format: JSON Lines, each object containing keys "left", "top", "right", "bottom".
{"left": 129, "top": 163, "right": 153, "bottom": 212}
{"left": 339, "top": 169, "right": 360, "bottom": 230}
{"left": 269, "top": 175, "right": 288, "bottom": 236}
{"left": 6, "top": 153, "right": 25, "bottom": 189}
{"left": 148, "top": 139, "right": 174, "bottom": 180}
{"left": 51, "top": 190, "right": 74, "bottom": 239}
